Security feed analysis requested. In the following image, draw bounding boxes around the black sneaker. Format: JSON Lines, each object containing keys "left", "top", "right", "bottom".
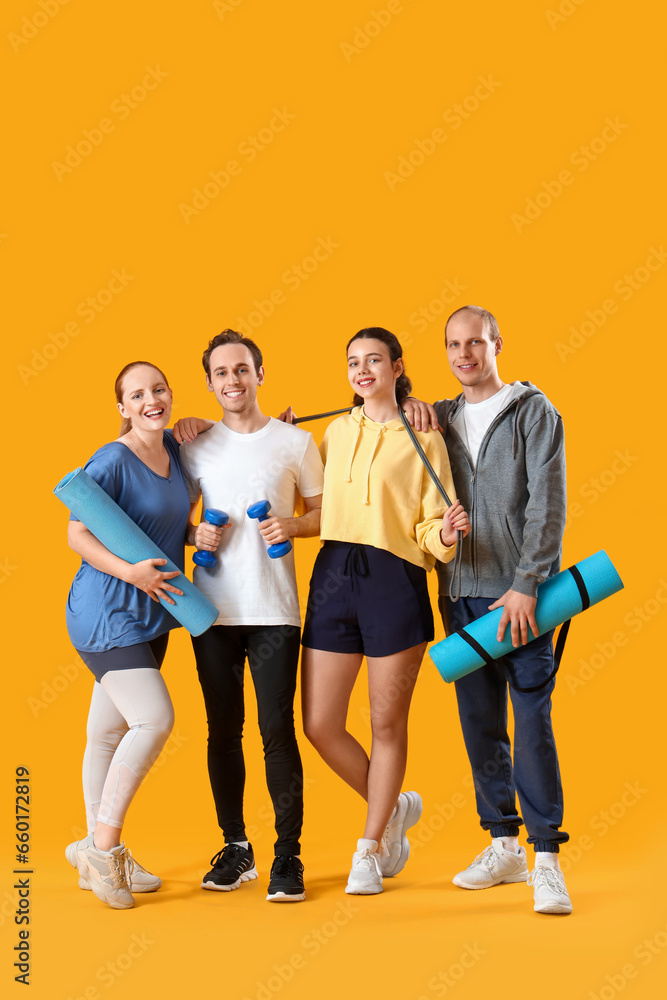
{"left": 201, "top": 843, "right": 258, "bottom": 892}
{"left": 266, "top": 855, "right": 305, "bottom": 902}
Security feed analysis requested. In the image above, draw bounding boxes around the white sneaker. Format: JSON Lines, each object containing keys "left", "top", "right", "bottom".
{"left": 65, "top": 835, "right": 94, "bottom": 889}
{"left": 73, "top": 841, "right": 134, "bottom": 909}
{"left": 453, "top": 839, "right": 528, "bottom": 889}
{"left": 122, "top": 850, "right": 162, "bottom": 892}
{"left": 381, "top": 791, "right": 423, "bottom": 878}
{"left": 66, "top": 838, "right": 161, "bottom": 893}
{"left": 345, "top": 839, "right": 383, "bottom": 895}
{"left": 528, "top": 865, "right": 572, "bottom": 914}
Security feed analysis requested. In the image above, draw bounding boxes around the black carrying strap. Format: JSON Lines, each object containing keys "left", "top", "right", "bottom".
{"left": 456, "top": 564, "right": 590, "bottom": 692}
{"left": 293, "top": 407, "right": 353, "bottom": 424}
{"left": 398, "top": 408, "right": 463, "bottom": 601}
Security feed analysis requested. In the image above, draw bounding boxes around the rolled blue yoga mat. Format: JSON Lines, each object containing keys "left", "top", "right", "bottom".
{"left": 430, "top": 550, "right": 623, "bottom": 683}
{"left": 53, "top": 467, "right": 219, "bottom": 636}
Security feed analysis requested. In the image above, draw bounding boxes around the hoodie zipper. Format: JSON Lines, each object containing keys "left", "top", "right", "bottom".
{"left": 450, "top": 390, "right": 528, "bottom": 595}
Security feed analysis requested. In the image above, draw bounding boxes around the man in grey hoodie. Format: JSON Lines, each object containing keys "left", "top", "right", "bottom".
{"left": 404, "top": 304, "right": 572, "bottom": 915}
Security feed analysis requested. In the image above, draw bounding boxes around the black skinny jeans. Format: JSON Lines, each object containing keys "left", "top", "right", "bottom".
{"left": 192, "top": 624, "right": 303, "bottom": 856}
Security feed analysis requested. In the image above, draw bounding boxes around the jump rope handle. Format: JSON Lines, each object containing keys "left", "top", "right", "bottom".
{"left": 398, "top": 408, "right": 463, "bottom": 602}
{"left": 246, "top": 501, "right": 292, "bottom": 559}
{"left": 193, "top": 508, "right": 229, "bottom": 567}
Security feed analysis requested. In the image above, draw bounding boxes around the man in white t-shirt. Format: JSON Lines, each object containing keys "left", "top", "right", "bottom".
{"left": 404, "top": 305, "right": 571, "bottom": 915}
{"left": 179, "top": 330, "right": 323, "bottom": 903}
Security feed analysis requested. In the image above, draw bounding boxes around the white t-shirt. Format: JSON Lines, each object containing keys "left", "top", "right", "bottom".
{"left": 179, "top": 418, "right": 324, "bottom": 626}
{"left": 450, "top": 383, "right": 514, "bottom": 468}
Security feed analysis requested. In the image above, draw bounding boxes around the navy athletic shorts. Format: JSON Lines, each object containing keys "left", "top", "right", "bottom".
{"left": 301, "top": 541, "right": 434, "bottom": 657}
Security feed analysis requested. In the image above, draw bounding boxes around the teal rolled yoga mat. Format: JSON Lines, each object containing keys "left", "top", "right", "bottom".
{"left": 54, "top": 467, "right": 219, "bottom": 636}
{"left": 430, "top": 550, "right": 623, "bottom": 683}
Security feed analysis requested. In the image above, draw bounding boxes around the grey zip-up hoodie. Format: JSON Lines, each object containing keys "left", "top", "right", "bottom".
{"left": 434, "top": 381, "right": 566, "bottom": 600}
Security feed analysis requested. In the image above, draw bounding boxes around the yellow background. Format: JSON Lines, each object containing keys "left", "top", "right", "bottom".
{"left": 2, "top": 1, "right": 665, "bottom": 998}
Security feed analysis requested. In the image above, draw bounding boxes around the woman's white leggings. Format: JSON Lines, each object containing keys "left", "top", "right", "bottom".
{"left": 82, "top": 668, "right": 174, "bottom": 832}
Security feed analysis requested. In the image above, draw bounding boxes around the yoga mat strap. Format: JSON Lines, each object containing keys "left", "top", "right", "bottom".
{"left": 458, "top": 617, "right": 570, "bottom": 694}
{"left": 554, "top": 617, "right": 571, "bottom": 667}
{"left": 505, "top": 570, "right": 583, "bottom": 692}
{"left": 507, "top": 619, "right": 570, "bottom": 693}
{"left": 568, "top": 564, "right": 590, "bottom": 610}
{"left": 504, "top": 565, "right": 588, "bottom": 691}
{"left": 502, "top": 565, "right": 587, "bottom": 691}
{"left": 458, "top": 629, "right": 494, "bottom": 667}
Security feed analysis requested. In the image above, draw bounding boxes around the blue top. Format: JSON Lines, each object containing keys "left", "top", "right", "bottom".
{"left": 66, "top": 431, "right": 191, "bottom": 653}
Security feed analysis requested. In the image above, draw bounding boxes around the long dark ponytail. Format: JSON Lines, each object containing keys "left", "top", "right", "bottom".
{"left": 346, "top": 327, "right": 412, "bottom": 406}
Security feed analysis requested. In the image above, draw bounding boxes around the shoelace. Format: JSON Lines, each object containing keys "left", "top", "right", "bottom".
{"left": 468, "top": 845, "right": 499, "bottom": 870}
{"left": 354, "top": 849, "right": 380, "bottom": 873}
{"left": 527, "top": 867, "right": 566, "bottom": 892}
{"left": 106, "top": 851, "right": 128, "bottom": 889}
{"left": 122, "top": 849, "right": 146, "bottom": 879}
{"left": 210, "top": 845, "right": 248, "bottom": 874}
{"left": 272, "top": 856, "right": 303, "bottom": 879}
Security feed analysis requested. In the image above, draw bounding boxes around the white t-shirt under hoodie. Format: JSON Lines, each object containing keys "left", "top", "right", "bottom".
{"left": 179, "top": 417, "right": 324, "bottom": 626}
{"left": 450, "top": 383, "right": 514, "bottom": 468}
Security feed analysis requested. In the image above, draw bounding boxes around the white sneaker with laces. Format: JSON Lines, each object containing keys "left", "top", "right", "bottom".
{"left": 66, "top": 838, "right": 161, "bottom": 892}
{"left": 122, "top": 850, "right": 162, "bottom": 892}
{"left": 74, "top": 842, "right": 134, "bottom": 909}
{"left": 381, "top": 791, "right": 423, "bottom": 878}
{"left": 65, "top": 835, "right": 94, "bottom": 889}
{"left": 528, "top": 865, "right": 572, "bottom": 914}
{"left": 453, "top": 839, "right": 529, "bottom": 889}
{"left": 345, "top": 839, "right": 383, "bottom": 895}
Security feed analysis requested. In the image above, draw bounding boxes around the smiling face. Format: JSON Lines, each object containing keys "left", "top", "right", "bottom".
{"left": 117, "top": 364, "right": 172, "bottom": 431}
{"left": 347, "top": 337, "right": 404, "bottom": 404}
{"left": 445, "top": 311, "right": 502, "bottom": 395}
{"left": 206, "top": 343, "right": 264, "bottom": 413}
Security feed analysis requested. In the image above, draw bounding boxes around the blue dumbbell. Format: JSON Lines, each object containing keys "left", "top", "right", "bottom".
{"left": 193, "top": 508, "right": 229, "bottom": 567}
{"left": 246, "top": 500, "right": 292, "bottom": 559}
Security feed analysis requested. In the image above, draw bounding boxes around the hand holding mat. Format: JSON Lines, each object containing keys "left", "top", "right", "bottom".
{"left": 54, "top": 467, "right": 219, "bottom": 636}
{"left": 429, "top": 550, "right": 623, "bottom": 683}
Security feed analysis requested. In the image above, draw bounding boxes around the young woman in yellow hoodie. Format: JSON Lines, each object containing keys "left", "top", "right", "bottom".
{"left": 301, "top": 328, "right": 470, "bottom": 894}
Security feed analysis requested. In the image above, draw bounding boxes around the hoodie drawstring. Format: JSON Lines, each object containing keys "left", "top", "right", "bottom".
{"left": 512, "top": 397, "right": 523, "bottom": 460}
{"left": 345, "top": 413, "right": 387, "bottom": 504}
{"left": 362, "top": 425, "right": 385, "bottom": 504}
{"left": 345, "top": 416, "right": 364, "bottom": 483}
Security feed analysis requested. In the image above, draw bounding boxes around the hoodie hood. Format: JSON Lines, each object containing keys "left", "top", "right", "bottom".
{"left": 441, "top": 381, "right": 543, "bottom": 460}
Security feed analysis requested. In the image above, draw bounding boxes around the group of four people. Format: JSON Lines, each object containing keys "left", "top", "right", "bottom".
{"left": 64, "top": 306, "right": 572, "bottom": 916}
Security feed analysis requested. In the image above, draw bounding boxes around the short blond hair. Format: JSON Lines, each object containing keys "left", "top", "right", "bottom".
{"left": 445, "top": 305, "right": 500, "bottom": 343}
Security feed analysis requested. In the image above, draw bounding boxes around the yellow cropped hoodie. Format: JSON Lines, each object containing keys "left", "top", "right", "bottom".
{"left": 319, "top": 406, "right": 458, "bottom": 570}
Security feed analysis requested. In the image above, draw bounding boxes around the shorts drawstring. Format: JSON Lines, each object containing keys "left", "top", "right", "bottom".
{"left": 343, "top": 544, "right": 370, "bottom": 591}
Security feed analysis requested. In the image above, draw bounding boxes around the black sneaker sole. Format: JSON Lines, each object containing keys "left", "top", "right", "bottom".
{"left": 266, "top": 889, "right": 306, "bottom": 902}
{"left": 201, "top": 867, "right": 258, "bottom": 891}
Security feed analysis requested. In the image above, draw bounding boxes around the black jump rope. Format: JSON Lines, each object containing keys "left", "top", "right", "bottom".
{"left": 294, "top": 405, "right": 568, "bottom": 690}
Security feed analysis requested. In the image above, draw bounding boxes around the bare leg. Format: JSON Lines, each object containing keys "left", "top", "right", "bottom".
{"left": 363, "top": 643, "right": 426, "bottom": 843}
{"left": 301, "top": 647, "right": 368, "bottom": 797}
